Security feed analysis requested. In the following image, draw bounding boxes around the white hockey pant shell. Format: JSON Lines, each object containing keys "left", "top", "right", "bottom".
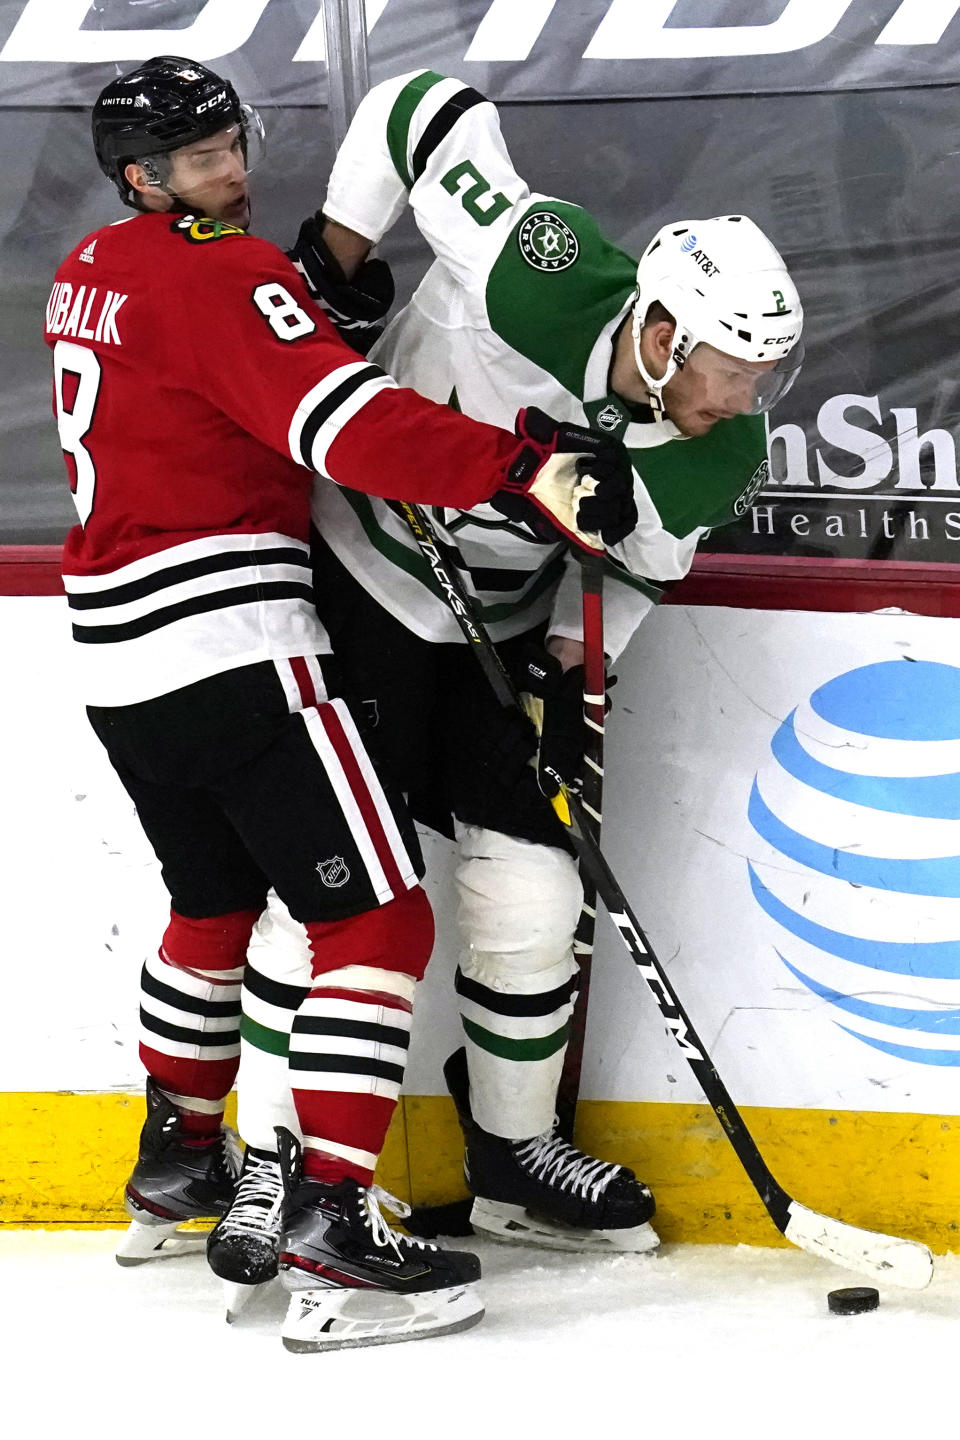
{"left": 454, "top": 825, "right": 582, "bottom": 1139}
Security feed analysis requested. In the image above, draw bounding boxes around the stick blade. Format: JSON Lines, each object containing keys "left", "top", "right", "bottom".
{"left": 784, "top": 1201, "right": 933, "bottom": 1290}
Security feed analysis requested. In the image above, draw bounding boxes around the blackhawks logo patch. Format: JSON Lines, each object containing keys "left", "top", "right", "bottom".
{"left": 518, "top": 211, "right": 579, "bottom": 272}
{"left": 733, "top": 458, "right": 770, "bottom": 517}
{"left": 173, "top": 215, "right": 245, "bottom": 244}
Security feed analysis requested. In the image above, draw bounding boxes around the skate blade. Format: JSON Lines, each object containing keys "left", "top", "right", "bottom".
{"left": 470, "top": 1197, "right": 661, "bottom": 1255}
{"left": 115, "top": 1218, "right": 209, "bottom": 1267}
{"left": 281, "top": 1283, "right": 484, "bottom": 1353}
{"left": 224, "top": 1278, "right": 275, "bottom": 1323}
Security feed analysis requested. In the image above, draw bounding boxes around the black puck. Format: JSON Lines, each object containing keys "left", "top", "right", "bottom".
{"left": 827, "top": 1286, "right": 880, "bottom": 1315}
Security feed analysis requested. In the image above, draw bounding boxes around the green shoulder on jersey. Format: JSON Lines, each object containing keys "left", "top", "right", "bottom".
{"left": 486, "top": 201, "right": 636, "bottom": 397}
{"left": 603, "top": 413, "right": 767, "bottom": 600}
{"left": 606, "top": 414, "right": 768, "bottom": 605}
{"left": 638, "top": 415, "right": 769, "bottom": 538}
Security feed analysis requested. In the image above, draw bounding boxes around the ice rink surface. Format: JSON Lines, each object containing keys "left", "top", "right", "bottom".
{"left": 4, "top": 1231, "right": 955, "bottom": 1439}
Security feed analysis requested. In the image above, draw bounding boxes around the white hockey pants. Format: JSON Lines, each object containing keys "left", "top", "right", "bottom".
{"left": 454, "top": 824, "right": 581, "bottom": 1137}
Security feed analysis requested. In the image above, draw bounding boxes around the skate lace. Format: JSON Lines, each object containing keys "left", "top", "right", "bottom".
{"left": 219, "top": 1127, "right": 243, "bottom": 1183}
{"left": 217, "top": 1151, "right": 283, "bottom": 1239}
{"left": 513, "top": 1125, "right": 623, "bottom": 1203}
{"left": 360, "top": 1186, "right": 438, "bottom": 1258}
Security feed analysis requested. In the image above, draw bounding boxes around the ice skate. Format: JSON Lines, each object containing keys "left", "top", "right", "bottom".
{"left": 445, "top": 1048, "right": 659, "bottom": 1254}
{"left": 275, "top": 1127, "right": 484, "bottom": 1353}
{"left": 115, "top": 1078, "right": 241, "bottom": 1267}
{"left": 206, "top": 1146, "right": 284, "bottom": 1320}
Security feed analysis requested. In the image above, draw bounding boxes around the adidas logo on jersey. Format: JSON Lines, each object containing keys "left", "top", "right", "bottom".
{"left": 79, "top": 240, "right": 97, "bottom": 265}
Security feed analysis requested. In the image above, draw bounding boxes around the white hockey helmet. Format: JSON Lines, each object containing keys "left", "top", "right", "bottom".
{"left": 632, "top": 215, "right": 804, "bottom": 414}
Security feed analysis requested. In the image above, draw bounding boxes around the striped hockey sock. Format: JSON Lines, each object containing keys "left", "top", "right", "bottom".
{"left": 139, "top": 908, "right": 259, "bottom": 1137}
{"left": 291, "top": 886, "right": 434, "bottom": 1184}
{"left": 237, "top": 956, "right": 309, "bottom": 1149}
{"left": 290, "top": 965, "right": 416, "bottom": 1185}
{"left": 454, "top": 963, "right": 579, "bottom": 1139}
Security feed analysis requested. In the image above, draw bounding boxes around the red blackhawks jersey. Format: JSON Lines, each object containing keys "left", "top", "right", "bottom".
{"left": 45, "top": 210, "right": 515, "bottom": 706}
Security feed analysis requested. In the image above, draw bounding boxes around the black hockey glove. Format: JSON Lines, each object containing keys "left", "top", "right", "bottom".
{"left": 491, "top": 408, "right": 638, "bottom": 552}
{"left": 475, "top": 704, "right": 540, "bottom": 794}
{"left": 515, "top": 643, "right": 616, "bottom": 799}
{"left": 288, "top": 213, "right": 395, "bottom": 355}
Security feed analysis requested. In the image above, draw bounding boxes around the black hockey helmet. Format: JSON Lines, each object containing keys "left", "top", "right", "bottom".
{"left": 92, "top": 55, "right": 260, "bottom": 207}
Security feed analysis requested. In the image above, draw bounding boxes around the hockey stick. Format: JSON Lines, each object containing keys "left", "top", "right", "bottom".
{"left": 398, "top": 500, "right": 934, "bottom": 1289}
{"left": 556, "top": 552, "right": 604, "bottom": 1140}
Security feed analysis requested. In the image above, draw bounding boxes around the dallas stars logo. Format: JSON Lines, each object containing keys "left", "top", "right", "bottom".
{"left": 733, "top": 458, "right": 770, "bottom": 517}
{"left": 518, "top": 211, "right": 579, "bottom": 272}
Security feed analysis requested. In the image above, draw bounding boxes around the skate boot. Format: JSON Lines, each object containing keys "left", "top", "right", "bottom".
{"left": 444, "top": 1048, "right": 659, "bottom": 1254}
{"left": 115, "top": 1078, "right": 241, "bottom": 1267}
{"left": 275, "top": 1127, "right": 484, "bottom": 1353}
{"left": 206, "top": 1146, "right": 284, "bottom": 1321}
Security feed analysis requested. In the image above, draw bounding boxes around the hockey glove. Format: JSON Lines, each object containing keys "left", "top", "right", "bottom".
{"left": 491, "top": 408, "right": 638, "bottom": 552}
{"left": 515, "top": 643, "right": 615, "bottom": 800}
{"left": 475, "top": 704, "right": 540, "bottom": 794}
{"left": 288, "top": 214, "right": 395, "bottom": 355}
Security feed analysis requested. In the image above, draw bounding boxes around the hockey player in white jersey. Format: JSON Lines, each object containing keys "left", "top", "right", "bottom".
{"left": 219, "top": 70, "right": 804, "bottom": 1280}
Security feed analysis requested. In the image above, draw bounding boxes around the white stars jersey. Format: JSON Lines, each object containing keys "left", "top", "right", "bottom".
{"left": 315, "top": 70, "right": 770, "bottom": 659}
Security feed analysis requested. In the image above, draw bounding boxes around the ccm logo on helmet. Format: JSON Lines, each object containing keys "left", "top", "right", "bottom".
{"left": 196, "top": 90, "right": 227, "bottom": 114}
{"left": 764, "top": 332, "right": 798, "bottom": 345}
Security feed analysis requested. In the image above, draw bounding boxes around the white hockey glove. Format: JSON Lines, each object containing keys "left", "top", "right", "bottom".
{"left": 491, "top": 408, "right": 638, "bottom": 552}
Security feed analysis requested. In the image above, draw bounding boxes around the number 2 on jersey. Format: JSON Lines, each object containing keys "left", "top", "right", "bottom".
{"left": 54, "top": 340, "right": 101, "bottom": 526}
{"left": 441, "top": 161, "right": 510, "bottom": 226}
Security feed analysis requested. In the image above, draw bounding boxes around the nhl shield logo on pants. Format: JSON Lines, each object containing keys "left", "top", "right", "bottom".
{"left": 316, "top": 855, "right": 350, "bottom": 888}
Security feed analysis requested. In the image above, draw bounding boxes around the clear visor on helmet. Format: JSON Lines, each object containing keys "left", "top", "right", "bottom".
{"left": 238, "top": 103, "right": 267, "bottom": 173}
{"left": 138, "top": 103, "right": 267, "bottom": 196}
{"left": 684, "top": 337, "right": 804, "bottom": 416}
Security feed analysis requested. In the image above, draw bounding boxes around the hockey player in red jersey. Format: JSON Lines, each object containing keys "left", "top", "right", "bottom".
{"left": 45, "top": 55, "right": 639, "bottom": 1353}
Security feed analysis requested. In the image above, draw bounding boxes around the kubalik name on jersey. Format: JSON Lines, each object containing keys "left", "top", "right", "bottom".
{"left": 46, "top": 282, "right": 126, "bottom": 345}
